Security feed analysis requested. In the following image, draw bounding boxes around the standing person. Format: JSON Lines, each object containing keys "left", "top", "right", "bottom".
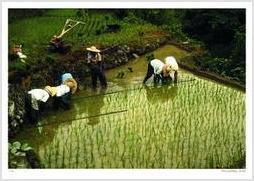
{"left": 143, "top": 59, "right": 171, "bottom": 84}
{"left": 86, "top": 46, "right": 107, "bottom": 90}
{"left": 164, "top": 56, "right": 179, "bottom": 83}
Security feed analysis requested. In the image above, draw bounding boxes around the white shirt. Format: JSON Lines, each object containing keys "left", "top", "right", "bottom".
{"left": 28, "top": 89, "right": 50, "bottom": 102}
{"left": 28, "top": 89, "right": 50, "bottom": 110}
{"left": 56, "top": 84, "right": 70, "bottom": 97}
{"left": 150, "top": 59, "right": 164, "bottom": 75}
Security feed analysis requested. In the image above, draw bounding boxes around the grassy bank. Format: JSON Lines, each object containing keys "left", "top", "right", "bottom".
{"left": 9, "top": 9, "right": 165, "bottom": 65}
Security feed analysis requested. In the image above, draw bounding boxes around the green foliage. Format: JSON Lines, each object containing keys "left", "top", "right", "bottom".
{"left": 195, "top": 54, "right": 245, "bottom": 83}
{"left": 112, "top": 9, "right": 129, "bottom": 20}
{"left": 9, "top": 10, "right": 163, "bottom": 66}
{"left": 9, "top": 9, "right": 47, "bottom": 23}
{"left": 8, "top": 141, "right": 33, "bottom": 168}
{"left": 45, "top": 55, "right": 56, "bottom": 64}
{"left": 130, "top": 9, "right": 188, "bottom": 42}
{"left": 8, "top": 9, "right": 245, "bottom": 84}
{"left": 230, "top": 25, "right": 245, "bottom": 66}
{"left": 123, "top": 12, "right": 143, "bottom": 24}
{"left": 145, "top": 53, "right": 155, "bottom": 61}
{"left": 9, "top": 60, "right": 28, "bottom": 72}
{"left": 162, "top": 24, "right": 188, "bottom": 42}
{"left": 182, "top": 9, "right": 245, "bottom": 84}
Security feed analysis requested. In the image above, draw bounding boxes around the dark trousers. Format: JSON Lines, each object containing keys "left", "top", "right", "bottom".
{"left": 90, "top": 64, "right": 107, "bottom": 89}
{"left": 53, "top": 92, "right": 71, "bottom": 110}
{"left": 25, "top": 94, "right": 44, "bottom": 125}
{"left": 143, "top": 62, "right": 154, "bottom": 83}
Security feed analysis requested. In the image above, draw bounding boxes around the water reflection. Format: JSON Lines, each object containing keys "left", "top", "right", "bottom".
{"left": 145, "top": 84, "right": 178, "bottom": 103}
{"left": 87, "top": 89, "right": 106, "bottom": 126}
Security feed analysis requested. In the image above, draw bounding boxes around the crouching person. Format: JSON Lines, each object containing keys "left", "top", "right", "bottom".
{"left": 53, "top": 77, "right": 77, "bottom": 110}
{"left": 164, "top": 56, "right": 179, "bottom": 83}
{"left": 143, "top": 59, "right": 171, "bottom": 84}
{"left": 26, "top": 86, "right": 57, "bottom": 124}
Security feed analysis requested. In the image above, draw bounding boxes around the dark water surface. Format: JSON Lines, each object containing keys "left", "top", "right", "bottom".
{"left": 17, "top": 45, "right": 245, "bottom": 168}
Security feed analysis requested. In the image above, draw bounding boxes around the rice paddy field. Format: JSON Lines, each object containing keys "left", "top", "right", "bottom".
{"left": 16, "top": 45, "right": 245, "bottom": 169}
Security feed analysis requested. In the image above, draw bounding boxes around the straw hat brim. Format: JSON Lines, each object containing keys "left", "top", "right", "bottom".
{"left": 64, "top": 78, "right": 77, "bottom": 94}
{"left": 44, "top": 86, "right": 57, "bottom": 97}
{"left": 86, "top": 46, "right": 100, "bottom": 53}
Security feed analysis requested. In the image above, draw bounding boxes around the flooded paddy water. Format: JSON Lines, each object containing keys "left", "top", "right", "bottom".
{"left": 17, "top": 45, "right": 245, "bottom": 168}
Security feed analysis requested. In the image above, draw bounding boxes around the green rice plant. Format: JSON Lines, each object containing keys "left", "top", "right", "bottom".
{"left": 15, "top": 47, "right": 245, "bottom": 169}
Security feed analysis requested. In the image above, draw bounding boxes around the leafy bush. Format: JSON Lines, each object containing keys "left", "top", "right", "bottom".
{"left": 194, "top": 53, "right": 245, "bottom": 84}
{"left": 9, "top": 61, "right": 28, "bottom": 72}
{"left": 8, "top": 141, "right": 33, "bottom": 168}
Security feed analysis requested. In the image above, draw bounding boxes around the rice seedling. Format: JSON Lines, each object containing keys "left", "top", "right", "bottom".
{"left": 15, "top": 43, "right": 245, "bottom": 169}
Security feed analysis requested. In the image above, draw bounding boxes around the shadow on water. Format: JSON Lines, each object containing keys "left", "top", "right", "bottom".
{"left": 86, "top": 89, "right": 106, "bottom": 126}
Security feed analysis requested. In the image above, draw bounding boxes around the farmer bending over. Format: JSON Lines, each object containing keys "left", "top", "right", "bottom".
{"left": 54, "top": 74, "right": 77, "bottom": 110}
{"left": 164, "top": 56, "right": 179, "bottom": 83}
{"left": 143, "top": 59, "right": 171, "bottom": 84}
{"left": 26, "top": 86, "right": 57, "bottom": 124}
{"left": 86, "top": 46, "right": 107, "bottom": 90}
{"left": 26, "top": 79, "right": 77, "bottom": 124}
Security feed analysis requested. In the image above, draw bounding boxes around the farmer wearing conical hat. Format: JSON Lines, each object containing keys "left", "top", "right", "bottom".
{"left": 86, "top": 46, "right": 107, "bottom": 90}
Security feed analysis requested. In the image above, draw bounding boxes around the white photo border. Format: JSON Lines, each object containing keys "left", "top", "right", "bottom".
{"left": 1, "top": 1, "right": 253, "bottom": 180}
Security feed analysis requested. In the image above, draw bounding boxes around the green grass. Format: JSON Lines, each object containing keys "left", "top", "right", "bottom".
{"left": 9, "top": 10, "right": 163, "bottom": 64}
